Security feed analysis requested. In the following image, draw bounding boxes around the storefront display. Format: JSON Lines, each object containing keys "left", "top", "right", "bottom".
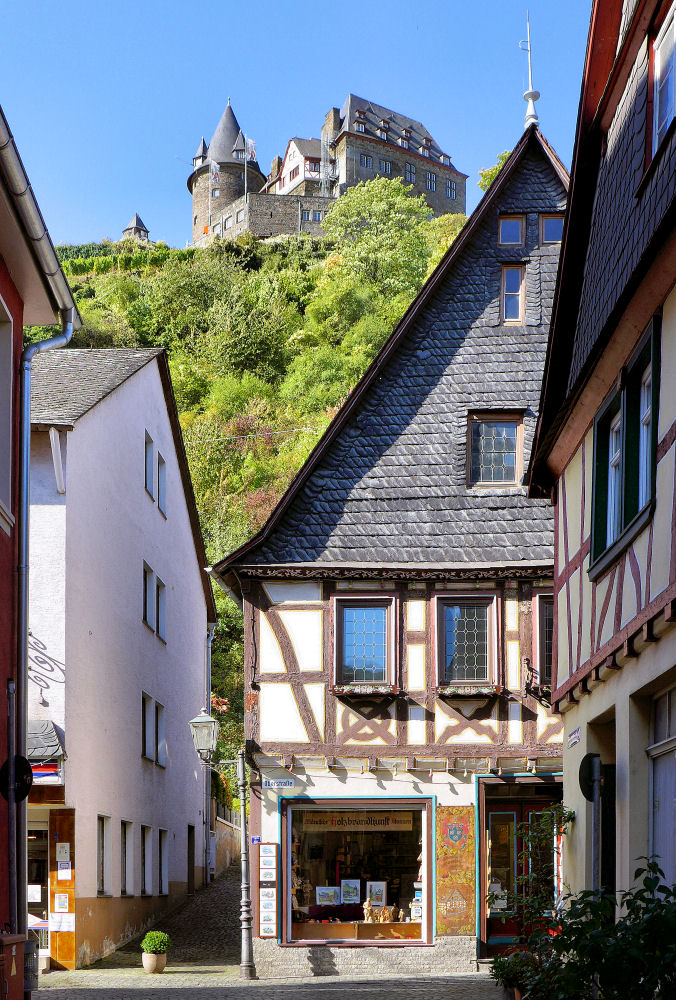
{"left": 287, "top": 804, "right": 426, "bottom": 942}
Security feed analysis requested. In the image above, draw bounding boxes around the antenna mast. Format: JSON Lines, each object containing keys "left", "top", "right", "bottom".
{"left": 520, "top": 11, "right": 540, "bottom": 129}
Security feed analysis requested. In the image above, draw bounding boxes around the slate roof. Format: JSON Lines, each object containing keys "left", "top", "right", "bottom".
{"left": 216, "top": 127, "right": 568, "bottom": 576}
{"left": 27, "top": 720, "right": 64, "bottom": 760}
{"left": 207, "top": 101, "right": 243, "bottom": 165}
{"left": 291, "top": 137, "right": 322, "bottom": 158}
{"left": 337, "top": 94, "right": 465, "bottom": 175}
{"left": 124, "top": 213, "right": 148, "bottom": 234}
{"left": 31, "top": 348, "right": 162, "bottom": 425}
{"left": 195, "top": 137, "right": 207, "bottom": 159}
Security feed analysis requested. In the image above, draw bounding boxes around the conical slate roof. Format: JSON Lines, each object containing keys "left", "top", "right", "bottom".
{"left": 195, "top": 137, "right": 207, "bottom": 158}
{"left": 124, "top": 213, "right": 148, "bottom": 234}
{"left": 207, "top": 100, "right": 243, "bottom": 165}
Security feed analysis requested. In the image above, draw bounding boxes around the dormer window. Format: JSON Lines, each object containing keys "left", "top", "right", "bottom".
{"left": 355, "top": 122, "right": 365, "bottom": 133}
{"left": 376, "top": 128, "right": 388, "bottom": 140}
{"left": 399, "top": 137, "right": 409, "bottom": 149}
{"left": 440, "top": 154, "right": 450, "bottom": 166}
{"left": 234, "top": 150, "right": 245, "bottom": 160}
{"left": 421, "top": 147, "right": 430, "bottom": 158}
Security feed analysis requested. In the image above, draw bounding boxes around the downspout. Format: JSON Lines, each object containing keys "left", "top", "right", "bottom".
{"left": 205, "top": 622, "right": 216, "bottom": 880}
{"left": 14, "top": 307, "right": 75, "bottom": 940}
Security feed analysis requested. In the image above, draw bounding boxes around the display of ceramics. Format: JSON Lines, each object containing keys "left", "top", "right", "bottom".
{"left": 363, "top": 899, "right": 374, "bottom": 923}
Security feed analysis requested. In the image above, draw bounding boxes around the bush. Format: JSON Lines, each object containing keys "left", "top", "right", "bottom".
{"left": 141, "top": 931, "right": 171, "bottom": 954}
{"left": 490, "top": 950, "right": 538, "bottom": 990}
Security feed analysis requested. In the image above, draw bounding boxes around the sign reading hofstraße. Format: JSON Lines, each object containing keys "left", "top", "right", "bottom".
{"left": 302, "top": 811, "right": 413, "bottom": 832}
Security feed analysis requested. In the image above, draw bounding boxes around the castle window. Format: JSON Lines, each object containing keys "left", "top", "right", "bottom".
{"left": 236, "top": 209, "right": 245, "bottom": 223}
{"left": 399, "top": 137, "right": 409, "bottom": 149}
{"left": 289, "top": 166, "right": 299, "bottom": 181}
{"left": 313, "top": 211, "right": 322, "bottom": 222}
{"left": 441, "top": 154, "right": 450, "bottom": 166}
{"left": 376, "top": 128, "right": 388, "bottom": 140}
{"left": 212, "top": 188, "right": 220, "bottom": 198}
{"left": 446, "top": 179, "right": 456, "bottom": 199}
{"left": 405, "top": 163, "right": 416, "bottom": 183}
{"left": 234, "top": 150, "right": 244, "bottom": 160}
{"left": 301, "top": 210, "right": 310, "bottom": 221}
{"left": 224, "top": 216, "right": 232, "bottom": 230}
{"left": 468, "top": 414, "right": 522, "bottom": 486}
{"left": 501, "top": 265, "right": 525, "bottom": 322}
{"left": 359, "top": 153, "right": 373, "bottom": 169}
{"left": 421, "top": 147, "right": 430, "bottom": 157}
{"left": 355, "top": 122, "right": 365, "bottom": 133}
{"left": 379, "top": 159, "right": 391, "bottom": 174}
{"left": 308, "top": 160, "right": 320, "bottom": 173}
{"left": 499, "top": 216, "right": 525, "bottom": 246}
{"left": 425, "top": 171, "right": 436, "bottom": 192}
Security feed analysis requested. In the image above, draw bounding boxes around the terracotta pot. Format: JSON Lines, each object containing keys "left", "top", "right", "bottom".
{"left": 142, "top": 952, "right": 167, "bottom": 974}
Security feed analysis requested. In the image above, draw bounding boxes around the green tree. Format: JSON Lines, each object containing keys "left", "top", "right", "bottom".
{"left": 322, "top": 176, "right": 431, "bottom": 295}
{"left": 478, "top": 150, "right": 511, "bottom": 191}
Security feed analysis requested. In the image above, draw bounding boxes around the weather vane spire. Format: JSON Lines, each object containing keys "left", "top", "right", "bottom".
{"left": 520, "top": 11, "right": 540, "bottom": 129}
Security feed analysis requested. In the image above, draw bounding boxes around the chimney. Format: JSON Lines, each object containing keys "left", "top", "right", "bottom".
{"left": 270, "top": 154, "right": 283, "bottom": 178}
{"left": 322, "top": 107, "right": 342, "bottom": 144}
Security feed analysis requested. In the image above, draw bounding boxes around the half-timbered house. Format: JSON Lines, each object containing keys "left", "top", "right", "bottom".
{"left": 211, "top": 125, "right": 568, "bottom": 976}
{"left": 530, "top": 0, "right": 676, "bottom": 896}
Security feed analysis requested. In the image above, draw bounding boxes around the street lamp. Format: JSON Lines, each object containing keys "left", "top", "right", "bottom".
{"left": 188, "top": 710, "right": 256, "bottom": 980}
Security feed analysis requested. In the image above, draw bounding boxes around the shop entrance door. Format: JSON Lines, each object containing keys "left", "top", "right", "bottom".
{"left": 27, "top": 824, "right": 49, "bottom": 962}
{"left": 483, "top": 800, "right": 559, "bottom": 955}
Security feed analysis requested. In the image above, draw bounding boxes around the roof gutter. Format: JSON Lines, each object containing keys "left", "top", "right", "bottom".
{"left": 0, "top": 108, "right": 81, "bottom": 321}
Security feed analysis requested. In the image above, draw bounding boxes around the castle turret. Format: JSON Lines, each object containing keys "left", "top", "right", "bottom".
{"left": 187, "top": 99, "right": 266, "bottom": 243}
{"left": 122, "top": 213, "right": 149, "bottom": 241}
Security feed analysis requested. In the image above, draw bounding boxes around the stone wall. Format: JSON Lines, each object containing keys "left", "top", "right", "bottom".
{"left": 213, "top": 817, "right": 240, "bottom": 876}
{"left": 208, "top": 193, "right": 335, "bottom": 241}
{"left": 190, "top": 163, "right": 266, "bottom": 244}
{"left": 252, "top": 935, "right": 478, "bottom": 978}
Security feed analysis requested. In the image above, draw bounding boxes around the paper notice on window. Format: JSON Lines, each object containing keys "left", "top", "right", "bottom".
{"left": 57, "top": 861, "right": 71, "bottom": 881}
{"left": 54, "top": 893, "right": 69, "bottom": 913}
{"left": 28, "top": 884, "right": 42, "bottom": 903}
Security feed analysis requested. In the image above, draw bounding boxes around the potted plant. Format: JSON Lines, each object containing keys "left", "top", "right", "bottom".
{"left": 489, "top": 950, "right": 537, "bottom": 999}
{"left": 140, "top": 931, "right": 171, "bottom": 974}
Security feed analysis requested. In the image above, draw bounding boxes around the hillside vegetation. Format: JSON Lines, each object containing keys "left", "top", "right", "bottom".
{"left": 29, "top": 177, "right": 466, "bottom": 756}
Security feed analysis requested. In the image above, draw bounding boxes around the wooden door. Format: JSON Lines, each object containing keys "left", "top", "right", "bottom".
{"left": 653, "top": 751, "right": 676, "bottom": 885}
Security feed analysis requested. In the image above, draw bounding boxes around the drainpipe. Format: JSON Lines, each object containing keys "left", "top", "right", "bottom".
{"left": 205, "top": 623, "right": 216, "bottom": 880}
{"left": 15, "top": 308, "right": 75, "bottom": 944}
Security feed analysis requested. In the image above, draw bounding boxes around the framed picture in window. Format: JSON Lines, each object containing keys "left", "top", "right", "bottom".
{"left": 340, "top": 878, "right": 361, "bottom": 904}
{"left": 316, "top": 885, "right": 340, "bottom": 905}
{"left": 366, "top": 881, "right": 387, "bottom": 905}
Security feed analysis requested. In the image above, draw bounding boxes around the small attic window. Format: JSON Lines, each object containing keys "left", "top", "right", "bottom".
{"left": 355, "top": 122, "right": 365, "bottom": 133}
{"left": 234, "top": 150, "right": 245, "bottom": 160}
{"left": 498, "top": 215, "right": 525, "bottom": 246}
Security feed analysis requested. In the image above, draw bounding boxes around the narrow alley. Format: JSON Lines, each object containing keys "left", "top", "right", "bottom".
{"left": 35, "top": 863, "right": 503, "bottom": 999}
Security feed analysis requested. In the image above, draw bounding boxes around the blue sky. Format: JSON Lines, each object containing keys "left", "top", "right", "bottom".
{"left": 2, "top": 0, "right": 592, "bottom": 249}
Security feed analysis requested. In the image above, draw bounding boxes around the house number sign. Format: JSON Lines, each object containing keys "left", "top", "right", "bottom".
{"left": 258, "top": 843, "right": 278, "bottom": 939}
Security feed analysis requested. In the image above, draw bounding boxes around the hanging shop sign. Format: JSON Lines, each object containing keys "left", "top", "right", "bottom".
{"left": 257, "top": 843, "right": 278, "bottom": 939}
{"left": 302, "top": 811, "right": 413, "bottom": 832}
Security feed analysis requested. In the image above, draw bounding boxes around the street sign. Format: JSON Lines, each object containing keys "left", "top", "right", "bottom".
{"left": 262, "top": 777, "right": 295, "bottom": 789}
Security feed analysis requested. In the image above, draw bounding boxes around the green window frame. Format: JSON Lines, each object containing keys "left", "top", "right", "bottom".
{"left": 590, "top": 316, "right": 661, "bottom": 578}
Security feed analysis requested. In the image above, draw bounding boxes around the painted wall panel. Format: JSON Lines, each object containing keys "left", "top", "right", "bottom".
{"left": 556, "top": 586, "right": 570, "bottom": 682}
{"left": 599, "top": 571, "right": 618, "bottom": 648}
{"left": 506, "top": 639, "right": 520, "bottom": 689}
{"left": 259, "top": 614, "right": 286, "bottom": 674}
{"left": 408, "top": 703, "right": 426, "bottom": 745}
{"left": 579, "top": 555, "right": 592, "bottom": 666}
{"left": 505, "top": 599, "right": 518, "bottom": 631}
{"left": 658, "top": 286, "right": 676, "bottom": 439}
{"left": 304, "top": 683, "right": 325, "bottom": 739}
{"left": 583, "top": 429, "right": 593, "bottom": 541}
{"left": 568, "top": 568, "right": 580, "bottom": 673}
{"left": 407, "top": 643, "right": 426, "bottom": 690}
{"left": 406, "top": 599, "right": 425, "bottom": 631}
{"left": 279, "top": 609, "right": 323, "bottom": 671}
{"left": 565, "top": 446, "right": 583, "bottom": 558}
{"left": 507, "top": 702, "right": 522, "bottom": 743}
{"left": 260, "top": 684, "right": 308, "bottom": 743}
{"left": 263, "top": 581, "right": 322, "bottom": 604}
{"left": 650, "top": 447, "right": 674, "bottom": 600}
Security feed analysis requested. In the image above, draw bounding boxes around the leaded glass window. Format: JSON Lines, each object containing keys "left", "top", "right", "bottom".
{"left": 470, "top": 420, "right": 518, "bottom": 484}
{"left": 539, "top": 596, "right": 554, "bottom": 686}
{"left": 440, "top": 601, "right": 490, "bottom": 683}
{"left": 338, "top": 603, "right": 389, "bottom": 683}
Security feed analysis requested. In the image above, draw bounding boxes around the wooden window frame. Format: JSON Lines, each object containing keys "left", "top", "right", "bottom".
{"left": 467, "top": 411, "right": 524, "bottom": 488}
{"left": 433, "top": 591, "right": 500, "bottom": 691}
{"left": 141, "top": 824, "right": 152, "bottom": 896}
{"left": 498, "top": 214, "right": 525, "bottom": 246}
{"left": 500, "top": 265, "right": 526, "bottom": 323}
{"left": 425, "top": 171, "right": 436, "bottom": 192}
{"left": 405, "top": 162, "right": 416, "bottom": 183}
{"left": 144, "top": 431, "right": 154, "bottom": 498}
{"left": 157, "top": 453, "right": 167, "bottom": 517}
{"left": 331, "top": 594, "right": 398, "bottom": 692}
{"left": 143, "top": 563, "right": 155, "bottom": 629}
{"left": 539, "top": 214, "right": 564, "bottom": 245}
{"left": 590, "top": 316, "right": 661, "bottom": 579}
{"left": 97, "top": 815, "right": 108, "bottom": 895}
{"left": 120, "top": 820, "right": 133, "bottom": 896}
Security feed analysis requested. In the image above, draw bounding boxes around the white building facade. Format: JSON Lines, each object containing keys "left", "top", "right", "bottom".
{"left": 26, "top": 349, "right": 216, "bottom": 969}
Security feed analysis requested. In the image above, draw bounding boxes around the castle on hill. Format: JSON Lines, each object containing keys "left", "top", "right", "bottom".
{"left": 187, "top": 96, "right": 468, "bottom": 244}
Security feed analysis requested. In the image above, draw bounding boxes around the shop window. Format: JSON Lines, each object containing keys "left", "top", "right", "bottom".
{"left": 334, "top": 598, "right": 394, "bottom": 685}
{"left": 468, "top": 413, "right": 522, "bottom": 485}
{"left": 499, "top": 215, "right": 525, "bottom": 246}
{"left": 590, "top": 317, "right": 660, "bottom": 574}
{"left": 436, "top": 595, "right": 496, "bottom": 686}
{"left": 288, "top": 804, "right": 426, "bottom": 942}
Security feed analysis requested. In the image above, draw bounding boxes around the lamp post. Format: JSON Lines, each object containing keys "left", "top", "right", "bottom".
{"left": 188, "top": 710, "right": 256, "bottom": 980}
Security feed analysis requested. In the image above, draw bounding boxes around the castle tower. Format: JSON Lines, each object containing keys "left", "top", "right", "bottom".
{"left": 122, "top": 213, "right": 150, "bottom": 241}
{"left": 187, "top": 99, "right": 266, "bottom": 243}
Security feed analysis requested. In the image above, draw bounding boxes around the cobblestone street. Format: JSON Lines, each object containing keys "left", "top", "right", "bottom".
{"left": 35, "top": 863, "right": 503, "bottom": 999}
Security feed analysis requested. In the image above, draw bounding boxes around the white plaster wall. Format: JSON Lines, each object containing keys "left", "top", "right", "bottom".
{"left": 28, "top": 431, "right": 67, "bottom": 733}
{"left": 44, "top": 360, "right": 208, "bottom": 898}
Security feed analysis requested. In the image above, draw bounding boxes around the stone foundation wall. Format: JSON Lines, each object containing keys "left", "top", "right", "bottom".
{"left": 208, "top": 193, "right": 335, "bottom": 241}
{"left": 252, "top": 935, "right": 477, "bottom": 978}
